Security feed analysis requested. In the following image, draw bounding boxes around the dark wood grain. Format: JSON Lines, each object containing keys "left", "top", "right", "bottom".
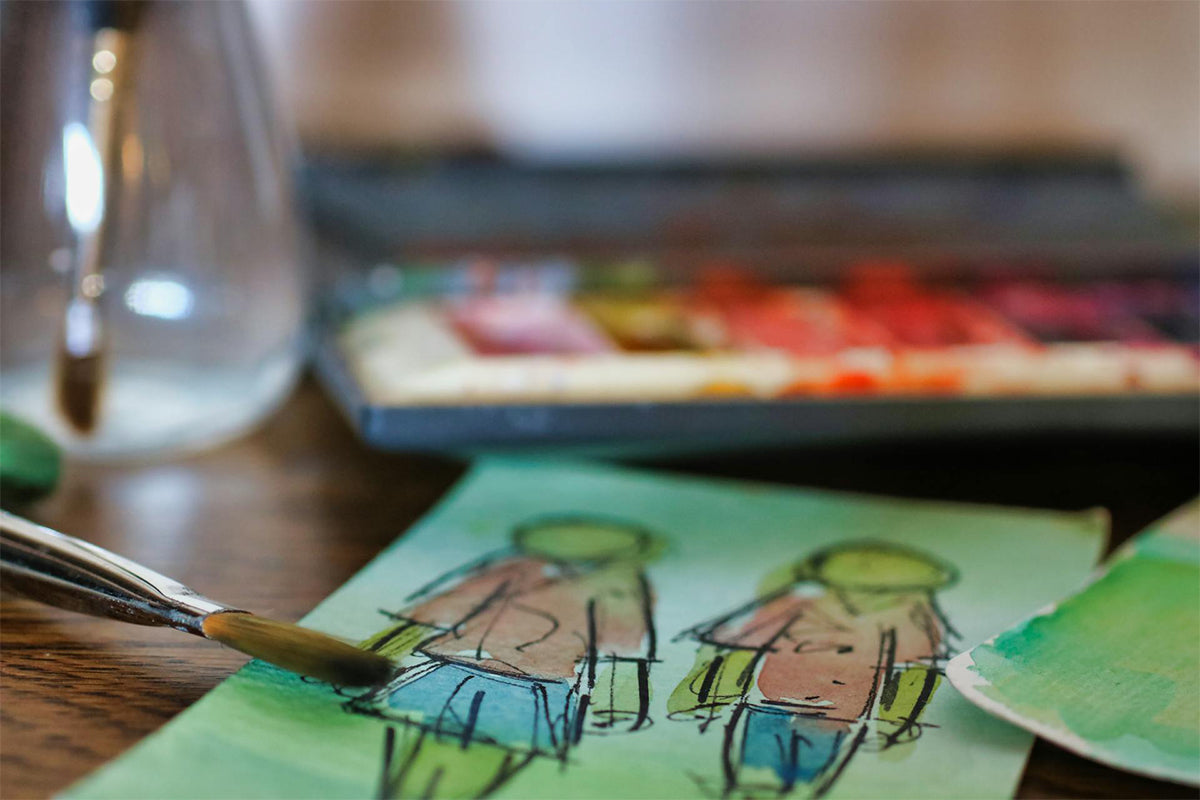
{"left": 2, "top": 378, "right": 1195, "bottom": 799}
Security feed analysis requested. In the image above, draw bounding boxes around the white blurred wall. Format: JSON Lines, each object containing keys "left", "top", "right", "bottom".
{"left": 249, "top": 0, "right": 1199, "bottom": 205}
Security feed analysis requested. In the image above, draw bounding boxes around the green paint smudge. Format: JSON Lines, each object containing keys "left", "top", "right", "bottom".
{"left": 971, "top": 549, "right": 1200, "bottom": 773}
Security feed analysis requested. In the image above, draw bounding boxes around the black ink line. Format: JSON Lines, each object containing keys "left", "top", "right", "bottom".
{"left": 478, "top": 752, "right": 536, "bottom": 799}
{"left": 859, "top": 628, "right": 895, "bottom": 719}
{"left": 813, "top": 725, "right": 868, "bottom": 800}
{"left": 367, "top": 619, "right": 424, "bottom": 655}
{"left": 511, "top": 602, "right": 560, "bottom": 652}
{"left": 572, "top": 693, "right": 590, "bottom": 747}
{"left": 452, "top": 580, "right": 512, "bottom": 637}
{"left": 674, "top": 586, "right": 793, "bottom": 642}
{"left": 459, "top": 690, "right": 486, "bottom": 749}
{"left": 383, "top": 727, "right": 429, "bottom": 800}
{"left": 720, "top": 702, "right": 746, "bottom": 796}
{"left": 608, "top": 654, "right": 617, "bottom": 725}
{"left": 697, "top": 655, "right": 723, "bottom": 704}
{"left": 419, "top": 765, "right": 443, "bottom": 800}
{"left": 473, "top": 591, "right": 512, "bottom": 660}
{"left": 434, "top": 675, "right": 475, "bottom": 740}
{"left": 532, "top": 681, "right": 554, "bottom": 751}
{"left": 555, "top": 682, "right": 573, "bottom": 758}
{"left": 783, "top": 727, "right": 807, "bottom": 792}
{"left": 376, "top": 726, "right": 396, "bottom": 800}
{"left": 930, "top": 593, "right": 962, "bottom": 641}
{"left": 807, "top": 727, "right": 849, "bottom": 790}
{"left": 404, "top": 549, "right": 514, "bottom": 602}
{"left": 882, "top": 666, "right": 941, "bottom": 748}
{"left": 637, "top": 570, "right": 657, "bottom": 659}
{"left": 585, "top": 599, "right": 599, "bottom": 690}
{"left": 630, "top": 658, "right": 651, "bottom": 732}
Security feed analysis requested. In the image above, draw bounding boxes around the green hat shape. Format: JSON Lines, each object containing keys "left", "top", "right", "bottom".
{"left": 804, "top": 541, "right": 957, "bottom": 592}
{"left": 513, "top": 516, "right": 662, "bottom": 565}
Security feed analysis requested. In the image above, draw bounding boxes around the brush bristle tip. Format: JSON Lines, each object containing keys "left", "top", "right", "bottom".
{"left": 201, "top": 612, "right": 392, "bottom": 687}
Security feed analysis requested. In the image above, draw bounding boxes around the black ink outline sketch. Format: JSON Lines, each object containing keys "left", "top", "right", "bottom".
{"left": 669, "top": 541, "right": 959, "bottom": 799}
{"left": 344, "top": 515, "right": 663, "bottom": 799}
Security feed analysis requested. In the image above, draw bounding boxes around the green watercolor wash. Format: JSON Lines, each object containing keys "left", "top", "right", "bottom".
{"left": 879, "top": 667, "right": 941, "bottom": 726}
{"left": 667, "top": 645, "right": 757, "bottom": 718}
{"left": 971, "top": 549, "right": 1200, "bottom": 774}
{"left": 594, "top": 658, "right": 654, "bottom": 727}
{"left": 382, "top": 731, "right": 516, "bottom": 800}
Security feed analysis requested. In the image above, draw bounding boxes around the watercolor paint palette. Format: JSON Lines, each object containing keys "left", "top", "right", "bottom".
{"left": 316, "top": 260, "right": 1199, "bottom": 451}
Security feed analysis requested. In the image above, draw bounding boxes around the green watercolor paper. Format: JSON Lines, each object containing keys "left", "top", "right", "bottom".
{"left": 948, "top": 500, "right": 1200, "bottom": 786}
{"left": 65, "top": 460, "right": 1107, "bottom": 800}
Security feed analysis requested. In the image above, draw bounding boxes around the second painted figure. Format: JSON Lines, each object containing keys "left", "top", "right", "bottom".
{"left": 669, "top": 541, "right": 958, "bottom": 799}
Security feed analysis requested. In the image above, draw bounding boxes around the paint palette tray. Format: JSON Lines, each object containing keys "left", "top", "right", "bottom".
{"left": 315, "top": 259, "right": 1199, "bottom": 452}
{"left": 307, "top": 155, "right": 1198, "bottom": 451}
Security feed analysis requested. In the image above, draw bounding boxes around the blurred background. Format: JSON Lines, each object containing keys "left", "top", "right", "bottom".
{"left": 249, "top": 0, "right": 1199, "bottom": 210}
{"left": 3, "top": 0, "right": 1197, "bottom": 458}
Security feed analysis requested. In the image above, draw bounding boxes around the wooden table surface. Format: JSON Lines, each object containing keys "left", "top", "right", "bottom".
{"left": 2, "top": 379, "right": 1196, "bottom": 800}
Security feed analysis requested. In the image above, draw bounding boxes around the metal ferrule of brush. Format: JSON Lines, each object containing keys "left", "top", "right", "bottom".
{"left": 0, "top": 511, "right": 234, "bottom": 635}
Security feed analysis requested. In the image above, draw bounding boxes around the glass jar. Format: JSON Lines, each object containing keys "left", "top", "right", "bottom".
{"left": 1, "top": 0, "right": 307, "bottom": 459}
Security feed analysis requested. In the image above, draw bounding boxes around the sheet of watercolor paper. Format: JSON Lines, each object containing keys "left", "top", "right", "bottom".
{"left": 68, "top": 460, "right": 1106, "bottom": 800}
{"left": 948, "top": 500, "right": 1199, "bottom": 786}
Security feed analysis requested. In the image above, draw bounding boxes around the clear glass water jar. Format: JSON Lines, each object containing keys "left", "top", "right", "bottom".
{"left": 1, "top": 0, "right": 307, "bottom": 459}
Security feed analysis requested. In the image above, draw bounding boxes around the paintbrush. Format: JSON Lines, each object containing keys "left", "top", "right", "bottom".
{"left": 57, "top": 1, "right": 144, "bottom": 434}
{"left": 0, "top": 510, "right": 393, "bottom": 687}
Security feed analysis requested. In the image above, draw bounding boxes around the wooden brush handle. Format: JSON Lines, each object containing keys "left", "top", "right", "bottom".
{"left": 0, "top": 511, "right": 230, "bottom": 634}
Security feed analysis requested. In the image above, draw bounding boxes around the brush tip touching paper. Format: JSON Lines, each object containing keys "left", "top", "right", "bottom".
{"left": 201, "top": 612, "right": 393, "bottom": 688}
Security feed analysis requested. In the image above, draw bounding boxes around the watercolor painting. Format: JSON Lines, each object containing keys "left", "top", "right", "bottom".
{"left": 66, "top": 460, "right": 1108, "bottom": 800}
{"left": 345, "top": 516, "right": 660, "bottom": 798}
{"left": 670, "top": 542, "right": 957, "bottom": 799}
{"left": 947, "top": 500, "right": 1199, "bottom": 786}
